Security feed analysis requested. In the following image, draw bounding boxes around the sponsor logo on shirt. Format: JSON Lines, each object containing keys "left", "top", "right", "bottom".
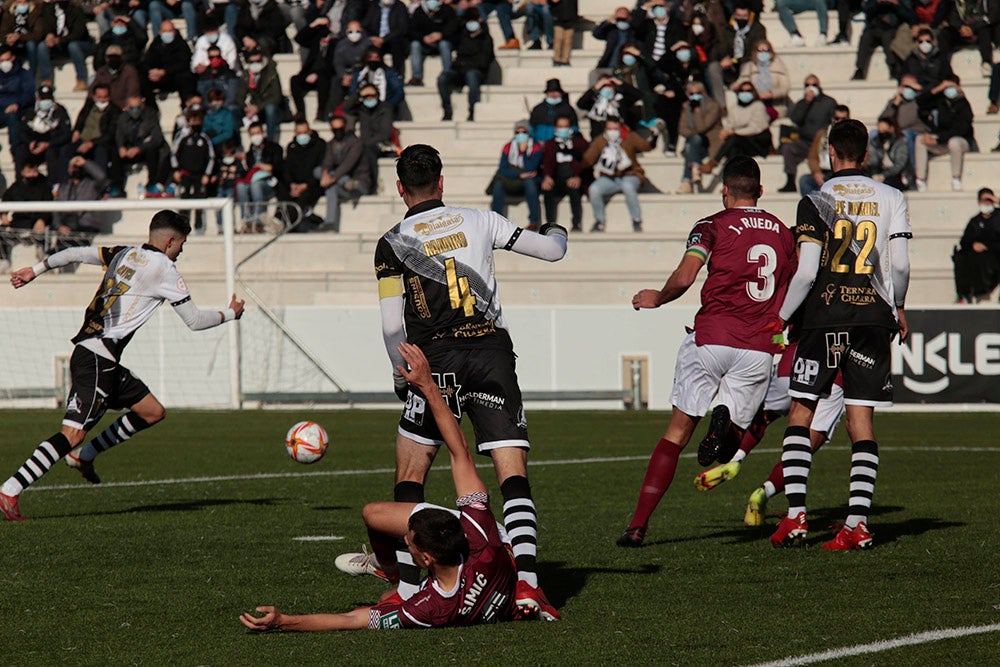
{"left": 793, "top": 357, "right": 820, "bottom": 386}
{"left": 407, "top": 275, "right": 431, "bottom": 319}
{"left": 379, "top": 611, "right": 402, "bottom": 629}
{"left": 127, "top": 250, "right": 149, "bottom": 266}
{"left": 414, "top": 213, "right": 464, "bottom": 236}
{"left": 831, "top": 182, "right": 876, "bottom": 199}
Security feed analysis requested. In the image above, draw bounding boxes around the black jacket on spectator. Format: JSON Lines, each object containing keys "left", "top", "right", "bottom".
{"left": 42, "top": 1, "right": 92, "bottom": 43}
{"left": 788, "top": 92, "right": 838, "bottom": 142}
{"left": 917, "top": 90, "right": 976, "bottom": 147}
{"left": 408, "top": 3, "right": 459, "bottom": 44}
{"left": 94, "top": 20, "right": 146, "bottom": 67}
{"left": 550, "top": 0, "right": 578, "bottom": 27}
{"left": 592, "top": 20, "right": 636, "bottom": 69}
{"left": 321, "top": 131, "right": 371, "bottom": 191}
{"left": 73, "top": 98, "right": 121, "bottom": 150}
{"left": 633, "top": 14, "right": 687, "bottom": 68}
{"left": 114, "top": 105, "right": 164, "bottom": 150}
{"left": 361, "top": 0, "right": 409, "bottom": 44}
{"left": 2, "top": 176, "right": 53, "bottom": 228}
{"left": 295, "top": 23, "right": 336, "bottom": 79}
{"left": 902, "top": 47, "right": 955, "bottom": 89}
{"left": 959, "top": 209, "right": 1000, "bottom": 252}
{"left": 454, "top": 27, "right": 494, "bottom": 74}
{"left": 20, "top": 103, "right": 73, "bottom": 148}
{"left": 244, "top": 138, "right": 284, "bottom": 181}
{"left": 283, "top": 131, "right": 326, "bottom": 184}
{"left": 172, "top": 127, "right": 215, "bottom": 175}
{"left": 235, "top": 0, "right": 292, "bottom": 53}
{"left": 54, "top": 160, "right": 107, "bottom": 233}
{"left": 142, "top": 35, "right": 196, "bottom": 83}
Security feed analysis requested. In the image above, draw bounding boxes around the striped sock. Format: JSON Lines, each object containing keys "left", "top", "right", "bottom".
{"left": 782, "top": 426, "right": 813, "bottom": 518}
{"left": 393, "top": 481, "right": 424, "bottom": 600}
{"left": 846, "top": 439, "right": 879, "bottom": 529}
{"left": 2, "top": 433, "right": 73, "bottom": 496}
{"left": 78, "top": 413, "right": 153, "bottom": 462}
{"left": 501, "top": 475, "right": 538, "bottom": 588}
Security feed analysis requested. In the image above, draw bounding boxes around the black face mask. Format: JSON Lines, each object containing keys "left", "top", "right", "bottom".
{"left": 107, "top": 56, "right": 123, "bottom": 69}
{"left": 189, "top": 124, "right": 202, "bottom": 133}
{"left": 69, "top": 168, "right": 83, "bottom": 179}
{"left": 878, "top": 132, "right": 892, "bottom": 142}
{"left": 23, "top": 176, "right": 40, "bottom": 185}
{"left": 735, "top": 18, "right": 748, "bottom": 29}
{"left": 366, "top": 61, "right": 381, "bottom": 69}
{"left": 333, "top": 128, "right": 346, "bottom": 140}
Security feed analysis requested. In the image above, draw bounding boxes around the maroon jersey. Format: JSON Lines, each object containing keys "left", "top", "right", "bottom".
{"left": 367, "top": 497, "right": 517, "bottom": 629}
{"left": 685, "top": 206, "right": 796, "bottom": 353}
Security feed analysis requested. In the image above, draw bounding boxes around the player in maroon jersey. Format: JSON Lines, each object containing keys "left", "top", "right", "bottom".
{"left": 617, "top": 156, "right": 797, "bottom": 548}
{"left": 239, "top": 342, "right": 527, "bottom": 632}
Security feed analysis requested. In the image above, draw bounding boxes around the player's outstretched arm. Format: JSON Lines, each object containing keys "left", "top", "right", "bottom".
{"left": 508, "top": 223, "right": 568, "bottom": 262}
{"left": 239, "top": 605, "right": 370, "bottom": 632}
{"left": 11, "top": 247, "right": 104, "bottom": 288}
{"left": 173, "top": 293, "right": 244, "bottom": 330}
{"left": 396, "top": 342, "right": 487, "bottom": 499}
{"left": 632, "top": 254, "right": 704, "bottom": 309}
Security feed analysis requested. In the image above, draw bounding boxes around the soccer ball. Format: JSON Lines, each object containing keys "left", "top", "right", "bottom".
{"left": 285, "top": 421, "right": 329, "bottom": 464}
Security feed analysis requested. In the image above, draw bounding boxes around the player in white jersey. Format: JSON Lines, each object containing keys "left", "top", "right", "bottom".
{"left": 0, "top": 210, "right": 244, "bottom": 521}
{"left": 352, "top": 144, "right": 566, "bottom": 619}
{"left": 764, "top": 119, "right": 911, "bottom": 550}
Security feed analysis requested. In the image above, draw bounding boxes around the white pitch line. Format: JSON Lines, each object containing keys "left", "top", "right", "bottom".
{"left": 292, "top": 535, "right": 345, "bottom": 542}
{"left": 22, "top": 445, "right": 1000, "bottom": 494}
{"left": 743, "top": 623, "right": 1000, "bottom": 667}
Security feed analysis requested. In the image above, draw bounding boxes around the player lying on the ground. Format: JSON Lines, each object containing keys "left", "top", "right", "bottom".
{"left": 691, "top": 342, "right": 846, "bottom": 526}
{"left": 239, "top": 342, "right": 542, "bottom": 632}
{"left": 0, "top": 210, "right": 244, "bottom": 522}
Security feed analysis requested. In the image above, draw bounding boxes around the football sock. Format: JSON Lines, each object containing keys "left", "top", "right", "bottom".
{"left": 500, "top": 475, "right": 538, "bottom": 588}
{"left": 765, "top": 460, "right": 785, "bottom": 496}
{"left": 731, "top": 449, "right": 747, "bottom": 464}
{"left": 78, "top": 412, "right": 154, "bottom": 462}
{"left": 628, "top": 438, "right": 681, "bottom": 531}
{"left": 738, "top": 408, "right": 769, "bottom": 456}
{"left": 2, "top": 433, "right": 73, "bottom": 496}
{"left": 762, "top": 480, "right": 777, "bottom": 499}
{"left": 393, "top": 481, "right": 424, "bottom": 600}
{"left": 845, "top": 439, "right": 878, "bottom": 529}
{"left": 781, "top": 426, "right": 812, "bottom": 518}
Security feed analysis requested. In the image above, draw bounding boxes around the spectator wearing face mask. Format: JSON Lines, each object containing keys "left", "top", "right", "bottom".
{"left": 235, "top": 0, "right": 292, "bottom": 56}
{"left": 699, "top": 81, "right": 771, "bottom": 174}
{"left": 111, "top": 94, "right": 167, "bottom": 196}
{"left": 633, "top": 0, "right": 686, "bottom": 71}
{"left": 90, "top": 44, "right": 141, "bottom": 111}
{"left": 0, "top": 159, "right": 51, "bottom": 271}
{"left": 550, "top": 0, "right": 577, "bottom": 67}
{"left": 194, "top": 41, "right": 240, "bottom": 109}
{"left": 914, "top": 77, "right": 974, "bottom": 192}
{"left": 349, "top": 46, "right": 404, "bottom": 117}
{"left": 0, "top": 48, "right": 35, "bottom": 156}
{"left": 582, "top": 117, "right": 652, "bottom": 232}
{"left": 147, "top": 0, "right": 199, "bottom": 41}
{"left": 799, "top": 103, "right": 850, "bottom": 195}
{"left": 613, "top": 43, "right": 667, "bottom": 134}
{"left": 94, "top": 14, "right": 145, "bottom": 69}
{"left": 867, "top": 116, "right": 910, "bottom": 191}
{"left": 936, "top": 0, "right": 995, "bottom": 75}
{"left": 489, "top": 119, "right": 544, "bottom": 230}
{"left": 38, "top": 0, "right": 94, "bottom": 91}
{"left": 721, "top": 3, "right": 767, "bottom": 86}
{"left": 952, "top": 188, "right": 1000, "bottom": 302}
{"left": 1, "top": 0, "right": 48, "bottom": 77}
{"left": 344, "top": 83, "right": 395, "bottom": 185}
{"left": 192, "top": 18, "right": 240, "bottom": 78}
{"left": 655, "top": 40, "right": 703, "bottom": 153}
{"left": 318, "top": 115, "right": 370, "bottom": 232}
{"left": 171, "top": 107, "right": 215, "bottom": 233}
{"left": 777, "top": 74, "right": 837, "bottom": 193}
{"left": 329, "top": 20, "right": 371, "bottom": 114}
{"left": 279, "top": 117, "right": 326, "bottom": 219}
{"left": 734, "top": 39, "right": 789, "bottom": 118}
{"left": 50, "top": 156, "right": 107, "bottom": 254}
{"left": 237, "top": 48, "right": 283, "bottom": 142}
{"left": 238, "top": 120, "right": 282, "bottom": 207}
{"left": 362, "top": 0, "right": 409, "bottom": 77}
{"left": 203, "top": 87, "right": 235, "bottom": 146}
{"left": 15, "top": 83, "right": 72, "bottom": 183}
{"left": 686, "top": 12, "right": 727, "bottom": 110}
{"left": 576, "top": 75, "right": 642, "bottom": 140}
{"left": 879, "top": 74, "right": 929, "bottom": 174}
{"left": 591, "top": 7, "right": 637, "bottom": 85}
{"left": 438, "top": 16, "right": 493, "bottom": 121}
{"left": 71, "top": 83, "right": 119, "bottom": 172}
{"left": 406, "top": 0, "right": 457, "bottom": 87}
{"left": 902, "top": 28, "right": 954, "bottom": 89}
{"left": 676, "top": 80, "right": 721, "bottom": 194}
{"left": 92, "top": 0, "right": 149, "bottom": 36}
{"left": 291, "top": 16, "right": 336, "bottom": 120}
{"left": 540, "top": 113, "right": 589, "bottom": 231}
{"left": 529, "top": 78, "right": 577, "bottom": 143}
{"left": 140, "top": 21, "right": 197, "bottom": 108}
{"left": 213, "top": 139, "right": 246, "bottom": 231}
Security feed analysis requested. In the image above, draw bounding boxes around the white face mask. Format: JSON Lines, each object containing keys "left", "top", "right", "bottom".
{"left": 346, "top": 30, "right": 362, "bottom": 43}
{"left": 980, "top": 204, "right": 995, "bottom": 216}
{"left": 691, "top": 23, "right": 704, "bottom": 36}
{"left": 0, "top": 60, "right": 13, "bottom": 73}
{"left": 250, "top": 133, "right": 264, "bottom": 146}
{"left": 604, "top": 129, "right": 621, "bottom": 143}
{"left": 918, "top": 40, "right": 934, "bottom": 54}
{"left": 248, "top": 61, "right": 264, "bottom": 73}
{"left": 94, "top": 100, "right": 109, "bottom": 110}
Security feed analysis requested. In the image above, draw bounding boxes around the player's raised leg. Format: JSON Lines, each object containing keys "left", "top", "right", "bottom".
{"left": 0, "top": 425, "right": 88, "bottom": 522}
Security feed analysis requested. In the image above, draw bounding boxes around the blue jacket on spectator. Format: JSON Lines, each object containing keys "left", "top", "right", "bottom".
{"left": 204, "top": 106, "right": 235, "bottom": 146}
{"left": 497, "top": 139, "right": 543, "bottom": 179}
{"left": 0, "top": 61, "right": 35, "bottom": 113}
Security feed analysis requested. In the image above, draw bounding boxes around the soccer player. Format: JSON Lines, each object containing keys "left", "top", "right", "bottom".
{"left": 616, "top": 156, "right": 797, "bottom": 548}
{"left": 359, "top": 144, "right": 566, "bottom": 617}
{"left": 240, "top": 342, "right": 523, "bottom": 631}
{"left": 767, "top": 118, "right": 911, "bottom": 550}
{"left": 0, "top": 210, "right": 244, "bottom": 522}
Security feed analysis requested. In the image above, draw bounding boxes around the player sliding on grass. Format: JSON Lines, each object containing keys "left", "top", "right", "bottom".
{"left": 766, "top": 119, "right": 911, "bottom": 550}
{"left": 0, "top": 210, "right": 244, "bottom": 522}
{"left": 616, "top": 156, "right": 796, "bottom": 548}
{"left": 240, "top": 342, "right": 533, "bottom": 631}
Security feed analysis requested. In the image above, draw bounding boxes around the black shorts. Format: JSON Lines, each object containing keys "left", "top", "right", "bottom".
{"left": 398, "top": 345, "right": 529, "bottom": 454}
{"left": 63, "top": 346, "right": 151, "bottom": 431}
{"left": 788, "top": 326, "right": 894, "bottom": 407}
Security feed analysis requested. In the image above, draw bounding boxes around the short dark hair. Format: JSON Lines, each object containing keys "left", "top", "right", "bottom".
{"left": 248, "top": 121, "right": 264, "bottom": 132}
{"left": 554, "top": 113, "right": 574, "bottom": 125}
{"left": 396, "top": 144, "right": 442, "bottom": 196}
{"left": 721, "top": 155, "right": 761, "bottom": 200}
{"left": 833, "top": 104, "right": 850, "bottom": 117}
{"left": 149, "top": 210, "right": 192, "bottom": 237}
{"left": 408, "top": 508, "right": 468, "bottom": 566}
{"left": 207, "top": 87, "right": 225, "bottom": 102}
{"left": 978, "top": 188, "right": 995, "bottom": 200}
{"left": 91, "top": 83, "right": 110, "bottom": 95}
{"left": 220, "top": 139, "right": 237, "bottom": 155}
{"left": 828, "top": 118, "right": 869, "bottom": 163}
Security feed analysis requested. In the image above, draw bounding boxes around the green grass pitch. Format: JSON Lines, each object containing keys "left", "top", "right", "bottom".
{"left": 2, "top": 409, "right": 999, "bottom": 665}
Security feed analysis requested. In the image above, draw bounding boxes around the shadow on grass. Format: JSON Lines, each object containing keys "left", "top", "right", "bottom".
{"left": 538, "top": 561, "right": 661, "bottom": 609}
{"left": 43, "top": 497, "right": 285, "bottom": 518}
{"left": 311, "top": 505, "right": 353, "bottom": 512}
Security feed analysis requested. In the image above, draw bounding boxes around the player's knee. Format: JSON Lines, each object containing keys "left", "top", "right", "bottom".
{"left": 144, "top": 403, "right": 167, "bottom": 425}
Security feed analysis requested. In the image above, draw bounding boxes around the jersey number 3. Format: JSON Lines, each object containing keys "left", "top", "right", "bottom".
{"left": 445, "top": 257, "right": 476, "bottom": 316}
{"left": 746, "top": 244, "right": 778, "bottom": 302}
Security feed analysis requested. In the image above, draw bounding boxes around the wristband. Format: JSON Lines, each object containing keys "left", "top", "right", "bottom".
{"left": 222, "top": 308, "right": 237, "bottom": 322}
{"left": 31, "top": 261, "right": 47, "bottom": 277}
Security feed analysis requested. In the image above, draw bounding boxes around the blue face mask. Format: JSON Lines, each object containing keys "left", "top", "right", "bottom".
{"left": 14, "top": 4, "right": 29, "bottom": 14}
{"left": 466, "top": 20, "right": 480, "bottom": 32}
{"left": 652, "top": 5, "right": 667, "bottom": 19}
{"left": 206, "top": 32, "right": 219, "bottom": 44}
{"left": 554, "top": 127, "right": 572, "bottom": 140}
{"left": 161, "top": 31, "right": 176, "bottom": 44}
{"left": 757, "top": 51, "right": 772, "bottom": 63}
{"left": 901, "top": 86, "right": 918, "bottom": 101}
{"left": 38, "top": 99, "right": 54, "bottom": 111}
{"left": 426, "top": 0, "right": 440, "bottom": 10}
{"left": 615, "top": 20, "right": 630, "bottom": 30}
{"left": 295, "top": 133, "right": 310, "bottom": 145}
{"left": 676, "top": 48, "right": 691, "bottom": 63}
{"left": 546, "top": 95, "right": 562, "bottom": 106}
{"left": 622, "top": 54, "right": 637, "bottom": 67}
{"left": 111, "top": 25, "right": 128, "bottom": 36}
{"left": 599, "top": 87, "right": 614, "bottom": 100}
{"left": 688, "top": 92, "right": 703, "bottom": 102}
{"left": 737, "top": 91, "right": 754, "bottom": 105}
{"left": 943, "top": 86, "right": 958, "bottom": 99}
{"left": 514, "top": 132, "right": 529, "bottom": 144}
{"left": 362, "top": 98, "right": 378, "bottom": 108}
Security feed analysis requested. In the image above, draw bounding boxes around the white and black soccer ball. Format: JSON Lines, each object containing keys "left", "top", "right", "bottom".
{"left": 285, "top": 421, "right": 329, "bottom": 464}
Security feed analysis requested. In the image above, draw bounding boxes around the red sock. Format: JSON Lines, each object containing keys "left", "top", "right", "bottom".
{"left": 739, "top": 408, "right": 769, "bottom": 456}
{"left": 765, "top": 460, "right": 785, "bottom": 495}
{"left": 628, "top": 438, "right": 682, "bottom": 529}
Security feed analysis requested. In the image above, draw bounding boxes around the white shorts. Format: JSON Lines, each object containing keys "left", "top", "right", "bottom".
{"left": 670, "top": 333, "right": 773, "bottom": 429}
{"left": 762, "top": 371, "right": 845, "bottom": 440}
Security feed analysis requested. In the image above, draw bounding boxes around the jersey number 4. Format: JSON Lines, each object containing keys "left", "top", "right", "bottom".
{"left": 831, "top": 219, "right": 876, "bottom": 275}
{"left": 445, "top": 257, "right": 476, "bottom": 316}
